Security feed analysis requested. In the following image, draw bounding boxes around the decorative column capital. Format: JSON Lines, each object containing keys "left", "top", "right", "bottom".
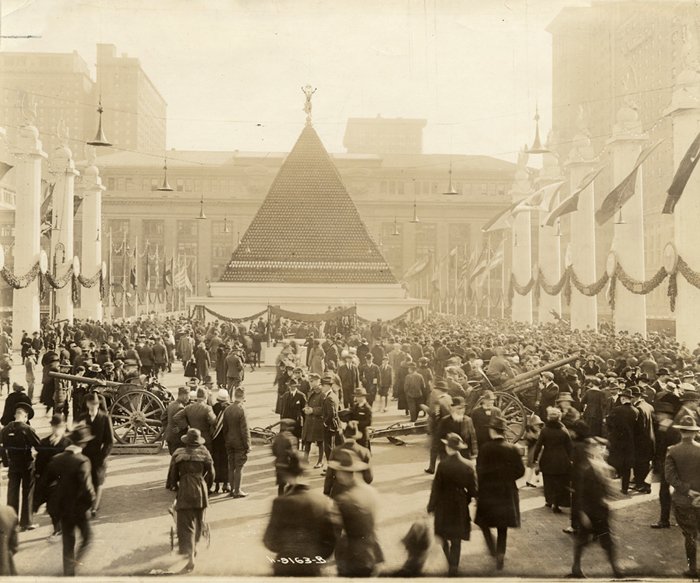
{"left": 11, "top": 125, "right": 47, "bottom": 160}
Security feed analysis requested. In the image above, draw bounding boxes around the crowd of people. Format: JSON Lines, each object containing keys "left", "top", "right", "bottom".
{"left": 0, "top": 313, "right": 698, "bottom": 577}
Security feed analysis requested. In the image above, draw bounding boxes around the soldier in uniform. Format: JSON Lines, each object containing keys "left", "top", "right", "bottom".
{"left": 0, "top": 402, "right": 40, "bottom": 530}
{"left": 278, "top": 378, "right": 307, "bottom": 444}
{"left": 347, "top": 387, "right": 373, "bottom": 450}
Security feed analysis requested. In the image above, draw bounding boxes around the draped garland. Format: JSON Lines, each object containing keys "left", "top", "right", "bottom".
{"left": 201, "top": 306, "right": 269, "bottom": 324}
{"left": 508, "top": 253, "right": 700, "bottom": 314}
{"left": 0, "top": 262, "right": 104, "bottom": 302}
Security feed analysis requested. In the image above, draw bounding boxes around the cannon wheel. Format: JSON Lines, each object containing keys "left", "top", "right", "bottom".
{"left": 475, "top": 391, "right": 527, "bottom": 444}
{"left": 110, "top": 390, "right": 166, "bottom": 444}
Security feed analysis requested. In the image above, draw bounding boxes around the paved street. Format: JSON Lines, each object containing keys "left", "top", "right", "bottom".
{"left": 3, "top": 359, "right": 691, "bottom": 578}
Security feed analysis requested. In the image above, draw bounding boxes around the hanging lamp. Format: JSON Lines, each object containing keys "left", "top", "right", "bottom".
{"left": 443, "top": 161, "right": 460, "bottom": 195}
{"left": 157, "top": 157, "right": 173, "bottom": 192}
{"left": 87, "top": 96, "right": 112, "bottom": 147}
{"left": 525, "top": 104, "right": 550, "bottom": 155}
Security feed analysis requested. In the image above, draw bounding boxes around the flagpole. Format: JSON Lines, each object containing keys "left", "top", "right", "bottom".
{"left": 501, "top": 232, "right": 506, "bottom": 319}
{"left": 121, "top": 230, "right": 126, "bottom": 321}
{"left": 145, "top": 240, "right": 150, "bottom": 318}
{"left": 487, "top": 233, "right": 492, "bottom": 319}
{"left": 107, "top": 229, "right": 113, "bottom": 322}
{"left": 134, "top": 235, "right": 139, "bottom": 319}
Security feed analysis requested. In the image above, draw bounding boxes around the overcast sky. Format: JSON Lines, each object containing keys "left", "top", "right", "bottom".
{"left": 1, "top": 0, "right": 589, "bottom": 161}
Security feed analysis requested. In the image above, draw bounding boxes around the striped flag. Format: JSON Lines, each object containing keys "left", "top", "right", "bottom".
{"left": 663, "top": 130, "right": 700, "bottom": 214}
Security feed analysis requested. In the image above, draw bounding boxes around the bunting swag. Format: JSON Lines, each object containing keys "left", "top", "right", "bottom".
{"left": 199, "top": 306, "right": 269, "bottom": 324}
{"left": 269, "top": 305, "right": 357, "bottom": 322}
{"left": 596, "top": 140, "right": 663, "bottom": 225}
{"left": 663, "top": 130, "right": 700, "bottom": 214}
{"left": 545, "top": 167, "right": 603, "bottom": 227}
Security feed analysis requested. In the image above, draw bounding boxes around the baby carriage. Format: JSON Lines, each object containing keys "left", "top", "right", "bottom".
{"left": 168, "top": 502, "right": 211, "bottom": 552}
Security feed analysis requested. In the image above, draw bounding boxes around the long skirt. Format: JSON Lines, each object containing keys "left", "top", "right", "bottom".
{"left": 543, "top": 473, "right": 571, "bottom": 508}
{"left": 211, "top": 435, "right": 228, "bottom": 485}
{"left": 177, "top": 508, "right": 204, "bottom": 556}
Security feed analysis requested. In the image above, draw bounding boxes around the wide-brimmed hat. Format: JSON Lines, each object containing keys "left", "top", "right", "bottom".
{"left": 441, "top": 432, "right": 468, "bottom": 450}
{"left": 102, "top": 361, "right": 114, "bottom": 368}
{"left": 618, "top": 387, "right": 633, "bottom": 398}
{"left": 658, "top": 368, "right": 671, "bottom": 376}
{"left": 680, "top": 388, "right": 700, "bottom": 402}
{"left": 88, "top": 364, "right": 101, "bottom": 373}
{"left": 14, "top": 402, "right": 34, "bottom": 419}
{"left": 353, "top": 387, "right": 367, "bottom": 396}
{"left": 327, "top": 449, "right": 369, "bottom": 473}
{"left": 216, "top": 389, "right": 229, "bottom": 402}
{"left": 181, "top": 428, "right": 206, "bottom": 446}
{"left": 673, "top": 415, "right": 700, "bottom": 431}
{"left": 67, "top": 425, "right": 93, "bottom": 445}
{"left": 556, "top": 392, "right": 574, "bottom": 403}
{"left": 527, "top": 414, "right": 544, "bottom": 427}
{"left": 585, "top": 376, "right": 601, "bottom": 387}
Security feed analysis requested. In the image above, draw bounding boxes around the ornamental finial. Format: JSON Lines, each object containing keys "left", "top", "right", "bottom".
{"left": 302, "top": 85, "right": 317, "bottom": 125}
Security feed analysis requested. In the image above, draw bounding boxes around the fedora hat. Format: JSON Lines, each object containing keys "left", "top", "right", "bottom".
{"left": 67, "top": 424, "right": 93, "bottom": 445}
{"left": 216, "top": 389, "right": 229, "bottom": 402}
{"left": 280, "top": 418, "right": 297, "bottom": 431}
{"left": 556, "top": 392, "right": 574, "bottom": 403}
{"left": 680, "top": 388, "right": 700, "bottom": 402}
{"left": 327, "top": 449, "right": 369, "bottom": 473}
{"left": 441, "top": 432, "right": 468, "bottom": 450}
{"left": 353, "top": 387, "right": 367, "bottom": 396}
{"left": 673, "top": 415, "right": 700, "bottom": 431}
{"left": 658, "top": 368, "right": 671, "bottom": 376}
{"left": 181, "top": 428, "right": 206, "bottom": 446}
{"left": 88, "top": 364, "right": 101, "bottom": 373}
{"left": 618, "top": 387, "right": 633, "bottom": 398}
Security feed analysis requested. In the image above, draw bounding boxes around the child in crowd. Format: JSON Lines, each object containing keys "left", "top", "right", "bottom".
{"left": 523, "top": 413, "right": 544, "bottom": 487}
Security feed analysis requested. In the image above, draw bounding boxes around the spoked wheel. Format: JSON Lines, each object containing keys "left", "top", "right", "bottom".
{"left": 475, "top": 392, "right": 527, "bottom": 444}
{"left": 110, "top": 390, "right": 165, "bottom": 444}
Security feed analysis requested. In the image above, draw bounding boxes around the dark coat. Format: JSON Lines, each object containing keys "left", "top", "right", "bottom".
{"left": 606, "top": 402, "right": 638, "bottom": 468}
{"left": 0, "top": 392, "right": 33, "bottom": 426}
{"left": 302, "top": 388, "right": 325, "bottom": 443}
{"left": 174, "top": 402, "right": 216, "bottom": 446}
{"left": 633, "top": 399, "right": 656, "bottom": 464}
{"left": 222, "top": 401, "right": 251, "bottom": 451}
{"left": 278, "top": 390, "right": 307, "bottom": 429}
{"left": 581, "top": 387, "right": 606, "bottom": 436}
{"left": 45, "top": 450, "right": 96, "bottom": 520}
{"left": 475, "top": 438, "right": 525, "bottom": 528}
{"left": 533, "top": 420, "right": 572, "bottom": 475}
{"left": 211, "top": 402, "right": 230, "bottom": 481}
{"left": 470, "top": 405, "right": 504, "bottom": 447}
{"left": 427, "top": 453, "right": 477, "bottom": 540}
{"left": 78, "top": 410, "right": 114, "bottom": 468}
{"left": 167, "top": 445, "right": 214, "bottom": 509}
{"left": 334, "top": 482, "right": 384, "bottom": 576}
{"left": 33, "top": 435, "right": 70, "bottom": 512}
{"left": 0, "top": 505, "right": 17, "bottom": 575}
{"left": 323, "top": 439, "right": 372, "bottom": 497}
{"left": 435, "top": 415, "right": 478, "bottom": 460}
{"left": 194, "top": 345, "right": 210, "bottom": 379}
{"left": 263, "top": 484, "right": 336, "bottom": 576}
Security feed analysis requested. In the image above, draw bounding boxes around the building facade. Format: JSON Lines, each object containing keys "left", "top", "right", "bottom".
{"left": 548, "top": 0, "right": 700, "bottom": 325}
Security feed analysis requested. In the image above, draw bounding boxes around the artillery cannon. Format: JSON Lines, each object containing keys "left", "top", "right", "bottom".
{"left": 49, "top": 372, "right": 173, "bottom": 445}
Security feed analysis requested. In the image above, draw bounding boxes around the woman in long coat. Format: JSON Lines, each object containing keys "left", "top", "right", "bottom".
{"left": 308, "top": 340, "right": 325, "bottom": 376}
{"left": 194, "top": 343, "right": 210, "bottom": 382}
{"left": 167, "top": 428, "right": 214, "bottom": 574}
{"left": 215, "top": 345, "right": 228, "bottom": 388}
{"left": 177, "top": 334, "right": 194, "bottom": 364}
{"left": 475, "top": 417, "right": 525, "bottom": 571}
{"left": 211, "top": 390, "right": 230, "bottom": 493}
{"left": 301, "top": 384, "right": 325, "bottom": 467}
{"left": 533, "top": 407, "right": 572, "bottom": 512}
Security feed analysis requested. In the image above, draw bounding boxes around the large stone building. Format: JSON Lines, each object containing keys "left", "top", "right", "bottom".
{"left": 95, "top": 117, "right": 516, "bottom": 315}
{"left": 548, "top": 0, "right": 699, "bottom": 325}
{"left": 0, "top": 43, "right": 166, "bottom": 157}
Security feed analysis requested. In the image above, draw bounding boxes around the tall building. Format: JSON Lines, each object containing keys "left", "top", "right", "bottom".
{"left": 344, "top": 117, "right": 426, "bottom": 155}
{"left": 0, "top": 50, "right": 94, "bottom": 155}
{"left": 0, "top": 44, "right": 167, "bottom": 159}
{"left": 548, "top": 0, "right": 699, "bottom": 325}
{"left": 95, "top": 44, "right": 167, "bottom": 154}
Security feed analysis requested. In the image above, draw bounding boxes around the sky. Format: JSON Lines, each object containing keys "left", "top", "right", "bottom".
{"left": 0, "top": 0, "right": 589, "bottom": 162}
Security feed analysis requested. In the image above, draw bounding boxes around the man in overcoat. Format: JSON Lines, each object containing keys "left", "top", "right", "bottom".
{"left": 338, "top": 354, "right": 359, "bottom": 409}
{"left": 173, "top": 387, "right": 216, "bottom": 451}
{"left": 78, "top": 391, "right": 113, "bottom": 517}
{"left": 278, "top": 378, "right": 307, "bottom": 443}
{"left": 434, "top": 397, "right": 478, "bottom": 461}
{"left": 632, "top": 386, "right": 655, "bottom": 493}
{"left": 605, "top": 387, "right": 638, "bottom": 494}
{"left": 162, "top": 387, "right": 190, "bottom": 455}
{"left": 263, "top": 451, "right": 336, "bottom": 576}
{"left": 321, "top": 375, "right": 342, "bottom": 467}
{"left": 427, "top": 433, "right": 478, "bottom": 576}
{"left": 222, "top": 388, "right": 251, "bottom": 498}
{"left": 475, "top": 416, "right": 525, "bottom": 571}
{"left": 45, "top": 425, "right": 96, "bottom": 576}
{"left": 323, "top": 421, "right": 372, "bottom": 498}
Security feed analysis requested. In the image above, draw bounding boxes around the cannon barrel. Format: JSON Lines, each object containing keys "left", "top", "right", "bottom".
{"left": 48, "top": 371, "right": 124, "bottom": 388}
{"left": 502, "top": 355, "right": 579, "bottom": 391}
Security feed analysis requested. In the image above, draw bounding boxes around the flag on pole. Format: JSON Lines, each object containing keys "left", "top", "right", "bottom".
{"left": 402, "top": 255, "right": 430, "bottom": 279}
{"left": 482, "top": 200, "right": 522, "bottom": 233}
{"left": 129, "top": 254, "right": 137, "bottom": 289}
{"left": 596, "top": 139, "right": 664, "bottom": 225}
{"left": 512, "top": 181, "right": 565, "bottom": 215}
{"left": 164, "top": 257, "right": 172, "bottom": 288}
{"left": 545, "top": 167, "right": 603, "bottom": 227}
{"left": 663, "top": 130, "right": 700, "bottom": 214}
{"left": 488, "top": 239, "right": 505, "bottom": 271}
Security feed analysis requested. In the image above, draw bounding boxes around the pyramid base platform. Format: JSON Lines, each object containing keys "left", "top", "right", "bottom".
{"left": 189, "top": 282, "right": 428, "bottom": 322}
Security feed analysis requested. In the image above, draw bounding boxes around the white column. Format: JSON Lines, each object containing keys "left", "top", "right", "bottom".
{"left": 566, "top": 157, "right": 599, "bottom": 331}
{"left": 665, "top": 59, "right": 700, "bottom": 349}
{"left": 76, "top": 162, "right": 105, "bottom": 321}
{"left": 510, "top": 149, "right": 532, "bottom": 324}
{"left": 11, "top": 125, "right": 46, "bottom": 347}
{"left": 50, "top": 145, "right": 79, "bottom": 325}
{"left": 607, "top": 105, "right": 647, "bottom": 337}
{"left": 536, "top": 150, "right": 563, "bottom": 323}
